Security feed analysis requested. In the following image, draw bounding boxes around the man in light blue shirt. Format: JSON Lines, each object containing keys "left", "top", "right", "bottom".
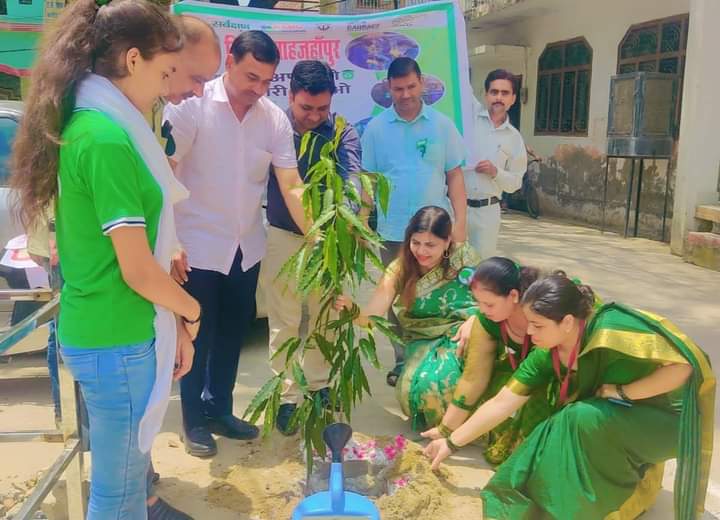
{"left": 361, "top": 57, "right": 468, "bottom": 386}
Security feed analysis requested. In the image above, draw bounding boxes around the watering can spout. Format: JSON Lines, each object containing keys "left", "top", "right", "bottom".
{"left": 323, "top": 422, "right": 352, "bottom": 463}
{"left": 292, "top": 422, "right": 381, "bottom": 520}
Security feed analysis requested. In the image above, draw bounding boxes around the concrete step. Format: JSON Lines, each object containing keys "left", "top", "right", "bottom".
{"left": 685, "top": 231, "right": 720, "bottom": 271}
{"left": 696, "top": 204, "right": 720, "bottom": 223}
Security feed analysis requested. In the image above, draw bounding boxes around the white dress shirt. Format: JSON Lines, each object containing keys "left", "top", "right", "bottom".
{"left": 164, "top": 76, "right": 297, "bottom": 274}
{"left": 464, "top": 99, "right": 527, "bottom": 200}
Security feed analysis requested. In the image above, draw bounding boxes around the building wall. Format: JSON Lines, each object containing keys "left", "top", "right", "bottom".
{"left": 467, "top": 0, "right": 689, "bottom": 240}
{"left": 2, "top": 0, "right": 45, "bottom": 22}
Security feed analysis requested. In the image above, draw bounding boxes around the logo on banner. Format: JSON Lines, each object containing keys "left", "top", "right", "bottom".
{"left": 212, "top": 19, "right": 250, "bottom": 30}
{"left": 347, "top": 22, "right": 380, "bottom": 32}
{"left": 392, "top": 15, "right": 419, "bottom": 27}
{"left": 317, "top": 23, "right": 331, "bottom": 31}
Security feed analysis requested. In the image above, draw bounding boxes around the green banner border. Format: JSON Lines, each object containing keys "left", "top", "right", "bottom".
{"left": 173, "top": 1, "right": 463, "bottom": 133}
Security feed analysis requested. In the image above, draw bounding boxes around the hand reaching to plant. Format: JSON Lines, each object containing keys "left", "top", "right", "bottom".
{"left": 334, "top": 294, "right": 353, "bottom": 312}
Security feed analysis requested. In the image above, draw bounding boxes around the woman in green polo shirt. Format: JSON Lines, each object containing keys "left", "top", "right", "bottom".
{"left": 10, "top": 1, "right": 202, "bottom": 518}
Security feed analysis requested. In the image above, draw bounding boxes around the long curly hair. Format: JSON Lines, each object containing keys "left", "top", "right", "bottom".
{"left": 9, "top": 0, "right": 182, "bottom": 229}
{"left": 398, "top": 206, "right": 454, "bottom": 308}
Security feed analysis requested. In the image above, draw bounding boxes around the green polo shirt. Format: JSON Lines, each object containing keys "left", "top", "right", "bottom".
{"left": 56, "top": 110, "right": 162, "bottom": 348}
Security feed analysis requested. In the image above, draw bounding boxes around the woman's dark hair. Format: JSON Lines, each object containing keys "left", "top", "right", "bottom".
{"left": 229, "top": 30, "right": 280, "bottom": 65}
{"left": 290, "top": 60, "right": 336, "bottom": 95}
{"left": 10, "top": 0, "right": 182, "bottom": 230}
{"left": 470, "top": 256, "right": 539, "bottom": 297}
{"left": 521, "top": 271, "right": 596, "bottom": 322}
{"left": 397, "top": 206, "right": 453, "bottom": 308}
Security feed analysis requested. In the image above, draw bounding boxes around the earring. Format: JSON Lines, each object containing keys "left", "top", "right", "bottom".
{"left": 443, "top": 249, "right": 450, "bottom": 259}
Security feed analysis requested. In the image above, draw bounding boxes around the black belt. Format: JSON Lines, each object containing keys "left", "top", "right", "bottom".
{"left": 467, "top": 196, "right": 500, "bottom": 208}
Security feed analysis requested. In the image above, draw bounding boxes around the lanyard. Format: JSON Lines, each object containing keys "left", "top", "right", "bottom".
{"left": 500, "top": 321, "right": 531, "bottom": 371}
{"left": 550, "top": 320, "right": 586, "bottom": 405}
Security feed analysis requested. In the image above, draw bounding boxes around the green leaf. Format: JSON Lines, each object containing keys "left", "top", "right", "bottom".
{"left": 337, "top": 206, "right": 374, "bottom": 242}
{"left": 369, "top": 315, "right": 404, "bottom": 345}
{"left": 283, "top": 336, "right": 303, "bottom": 366}
{"left": 344, "top": 177, "right": 363, "bottom": 206}
{"left": 365, "top": 247, "right": 386, "bottom": 273}
{"left": 332, "top": 174, "right": 344, "bottom": 204}
{"left": 298, "top": 132, "right": 311, "bottom": 161}
{"left": 375, "top": 173, "right": 390, "bottom": 215}
{"left": 292, "top": 360, "right": 309, "bottom": 393}
{"left": 262, "top": 387, "right": 281, "bottom": 439}
{"left": 359, "top": 337, "right": 381, "bottom": 369}
{"left": 359, "top": 173, "right": 375, "bottom": 203}
{"left": 306, "top": 208, "right": 336, "bottom": 237}
{"left": 269, "top": 335, "right": 301, "bottom": 362}
{"left": 313, "top": 332, "right": 335, "bottom": 363}
{"left": 311, "top": 184, "right": 322, "bottom": 220}
{"left": 335, "top": 215, "right": 354, "bottom": 268}
{"left": 322, "top": 188, "right": 334, "bottom": 212}
{"left": 354, "top": 246, "right": 366, "bottom": 280}
{"left": 323, "top": 226, "right": 338, "bottom": 283}
{"left": 243, "top": 376, "right": 281, "bottom": 421}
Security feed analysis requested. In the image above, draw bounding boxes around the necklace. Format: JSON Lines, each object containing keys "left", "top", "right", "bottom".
{"left": 500, "top": 321, "right": 531, "bottom": 371}
{"left": 551, "top": 321, "right": 586, "bottom": 405}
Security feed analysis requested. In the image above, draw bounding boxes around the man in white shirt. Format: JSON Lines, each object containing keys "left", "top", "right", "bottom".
{"left": 164, "top": 30, "right": 308, "bottom": 458}
{"left": 465, "top": 69, "right": 527, "bottom": 259}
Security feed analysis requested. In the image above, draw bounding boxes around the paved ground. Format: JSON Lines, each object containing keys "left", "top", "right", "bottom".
{"left": 0, "top": 212, "right": 718, "bottom": 519}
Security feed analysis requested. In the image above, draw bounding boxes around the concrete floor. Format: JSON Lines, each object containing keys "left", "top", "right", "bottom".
{"left": 1, "top": 212, "right": 718, "bottom": 519}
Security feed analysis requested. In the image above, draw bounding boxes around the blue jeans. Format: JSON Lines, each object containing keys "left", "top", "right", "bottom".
{"left": 61, "top": 340, "right": 156, "bottom": 520}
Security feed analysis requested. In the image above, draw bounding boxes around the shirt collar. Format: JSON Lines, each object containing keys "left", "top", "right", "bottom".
{"left": 478, "top": 105, "right": 511, "bottom": 130}
{"left": 286, "top": 108, "right": 334, "bottom": 137}
{"left": 210, "top": 75, "right": 230, "bottom": 103}
{"left": 390, "top": 102, "right": 430, "bottom": 124}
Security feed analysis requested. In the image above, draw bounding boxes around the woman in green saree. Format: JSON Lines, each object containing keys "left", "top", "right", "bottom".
{"left": 424, "top": 272, "right": 715, "bottom": 520}
{"left": 335, "top": 206, "right": 481, "bottom": 431}
{"left": 421, "top": 257, "right": 554, "bottom": 464}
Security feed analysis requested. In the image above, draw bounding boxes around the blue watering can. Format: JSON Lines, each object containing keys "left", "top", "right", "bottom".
{"left": 292, "top": 423, "right": 381, "bottom": 520}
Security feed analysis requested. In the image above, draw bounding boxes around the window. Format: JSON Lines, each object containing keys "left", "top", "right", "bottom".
{"left": 617, "top": 14, "right": 689, "bottom": 136}
{"left": 0, "top": 117, "right": 19, "bottom": 187}
{"left": 0, "top": 0, "right": 7, "bottom": 15}
{"left": 535, "top": 38, "right": 592, "bottom": 136}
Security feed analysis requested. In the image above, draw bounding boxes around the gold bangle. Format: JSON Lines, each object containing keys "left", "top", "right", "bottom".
{"left": 446, "top": 435, "right": 461, "bottom": 453}
{"left": 438, "top": 423, "right": 454, "bottom": 438}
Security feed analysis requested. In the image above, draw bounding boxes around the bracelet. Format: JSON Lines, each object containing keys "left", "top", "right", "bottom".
{"left": 446, "top": 435, "right": 461, "bottom": 453}
{"left": 616, "top": 384, "right": 633, "bottom": 402}
{"left": 438, "top": 423, "right": 454, "bottom": 438}
{"left": 183, "top": 306, "right": 202, "bottom": 325}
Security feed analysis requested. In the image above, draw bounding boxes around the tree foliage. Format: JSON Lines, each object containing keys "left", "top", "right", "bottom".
{"left": 243, "top": 116, "right": 395, "bottom": 471}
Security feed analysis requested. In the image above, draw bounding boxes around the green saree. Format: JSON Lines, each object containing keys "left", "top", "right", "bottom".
{"left": 469, "top": 318, "right": 555, "bottom": 465}
{"left": 394, "top": 243, "right": 480, "bottom": 430}
{"left": 481, "top": 303, "right": 715, "bottom": 520}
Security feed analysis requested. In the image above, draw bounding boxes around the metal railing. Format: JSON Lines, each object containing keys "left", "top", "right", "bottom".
{"left": 0, "top": 290, "right": 86, "bottom": 520}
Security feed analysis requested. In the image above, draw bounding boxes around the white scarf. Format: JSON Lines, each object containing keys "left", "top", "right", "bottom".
{"left": 75, "top": 74, "right": 189, "bottom": 453}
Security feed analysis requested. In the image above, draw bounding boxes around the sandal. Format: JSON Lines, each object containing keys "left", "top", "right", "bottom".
{"left": 386, "top": 364, "right": 403, "bottom": 387}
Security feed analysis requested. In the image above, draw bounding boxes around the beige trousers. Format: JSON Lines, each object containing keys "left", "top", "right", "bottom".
{"left": 260, "top": 226, "right": 331, "bottom": 404}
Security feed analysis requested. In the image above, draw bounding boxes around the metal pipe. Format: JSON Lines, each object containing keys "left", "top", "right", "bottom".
{"left": 601, "top": 157, "right": 611, "bottom": 233}
{"left": 0, "top": 296, "right": 59, "bottom": 355}
{"left": 11, "top": 439, "right": 82, "bottom": 520}
{"left": 623, "top": 158, "right": 636, "bottom": 238}
{"left": 633, "top": 158, "right": 644, "bottom": 237}
{"left": 0, "top": 289, "right": 53, "bottom": 302}
{"left": 0, "top": 430, "right": 64, "bottom": 443}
